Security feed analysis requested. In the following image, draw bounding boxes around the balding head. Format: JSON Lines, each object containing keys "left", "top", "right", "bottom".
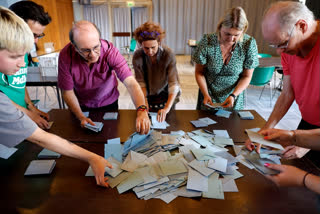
{"left": 69, "top": 21, "right": 102, "bottom": 64}
{"left": 69, "top": 20, "right": 101, "bottom": 46}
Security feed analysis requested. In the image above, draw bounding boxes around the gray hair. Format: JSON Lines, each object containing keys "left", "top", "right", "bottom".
{"left": 216, "top": 7, "right": 249, "bottom": 42}
{"left": 265, "top": 1, "right": 315, "bottom": 34}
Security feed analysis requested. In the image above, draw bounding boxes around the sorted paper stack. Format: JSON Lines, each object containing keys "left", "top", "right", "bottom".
{"left": 215, "top": 109, "right": 232, "bottom": 118}
{"left": 85, "top": 122, "right": 104, "bottom": 132}
{"left": 38, "top": 149, "right": 61, "bottom": 159}
{"left": 24, "top": 160, "right": 56, "bottom": 175}
{"left": 103, "top": 112, "right": 118, "bottom": 120}
{"left": 238, "top": 111, "right": 254, "bottom": 120}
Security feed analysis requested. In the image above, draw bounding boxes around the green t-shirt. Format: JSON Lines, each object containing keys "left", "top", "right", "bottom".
{"left": 0, "top": 54, "right": 28, "bottom": 108}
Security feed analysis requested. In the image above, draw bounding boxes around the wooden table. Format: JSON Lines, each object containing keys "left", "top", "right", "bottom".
{"left": 47, "top": 109, "right": 266, "bottom": 143}
{"left": 1, "top": 142, "right": 319, "bottom": 214}
{"left": 1, "top": 109, "right": 319, "bottom": 214}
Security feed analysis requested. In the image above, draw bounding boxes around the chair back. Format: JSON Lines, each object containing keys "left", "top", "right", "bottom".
{"left": 258, "top": 53, "right": 272, "bottom": 58}
{"left": 250, "top": 66, "right": 275, "bottom": 86}
{"left": 129, "top": 39, "right": 137, "bottom": 52}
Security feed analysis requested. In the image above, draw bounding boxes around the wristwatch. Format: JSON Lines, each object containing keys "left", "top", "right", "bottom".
{"left": 229, "top": 93, "right": 236, "bottom": 99}
{"left": 137, "top": 105, "right": 148, "bottom": 112}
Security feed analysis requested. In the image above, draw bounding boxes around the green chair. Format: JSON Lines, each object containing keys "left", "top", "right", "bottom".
{"left": 248, "top": 53, "right": 275, "bottom": 107}
{"left": 123, "top": 38, "right": 137, "bottom": 68}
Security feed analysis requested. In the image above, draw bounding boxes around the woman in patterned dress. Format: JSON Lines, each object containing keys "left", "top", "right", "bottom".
{"left": 193, "top": 7, "right": 259, "bottom": 110}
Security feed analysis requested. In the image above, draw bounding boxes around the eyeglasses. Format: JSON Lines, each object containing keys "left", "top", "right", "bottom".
{"left": 269, "top": 25, "right": 295, "bottom": 49}
{"left": 76, "top": 42, "right": 101, "bottom": 57}
{"left": 33, "top": 33, "right": 45, "bottom": 39}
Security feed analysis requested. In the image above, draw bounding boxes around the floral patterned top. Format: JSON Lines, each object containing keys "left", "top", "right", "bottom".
{"left": 192, "top": 33, "right": 259, "bottom": 110}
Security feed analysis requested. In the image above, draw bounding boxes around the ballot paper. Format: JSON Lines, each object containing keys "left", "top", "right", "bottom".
{"left": 0, "top": 144, "right": 18, "bottom": 159}
{"left": 38, "top": 148, "right": 61, "bottom": 159}
{"left": 207, "top": 157, "right": 228, "bottom": 173}
{"left": 202, "top": 173, "right": 224, "bottom": 199}
{"left": 85, "top": 122, "right": 104, "bottom": 132}
{"left": 24, "top": 160, "right": 56, "bottom": 175}
{"left": 83, "top": 111, "right": 89, "bottom": 117}
{"left": 103, "top": 112, "right": 118, "bottom": 120}
{"left": 188, "top": 159, "right": 215, "bottom": 177}
{"left": 151, "top": 114, "right": 169, "bottom": 129}
{"left": 205, "top": 103, "right": 223, "bottom": 109}
{"left": 246, "top": 129, "right": 284, "bottom": 150}
{"left": 238, "top": 111, "right": 254, "bottom": 120}
{"left": 105, "top": 137, "right": 123, "bottom": 162}
{"left": 215, "top": 109, "right": 232, "bottom": 118}
{"left": 243, "top": 151, "right": 280, "bottom": 175}
{"left": 46, "top": 121, "right": 54, "bottom": 129}
{"left": 190, "top": 120, "right": 208, "bottom": 128}
{"left": 198, "top": 117, "right": 217, "bottom": 125}
{"left": 213, "top": 130, "right": 230, "bottom": 138}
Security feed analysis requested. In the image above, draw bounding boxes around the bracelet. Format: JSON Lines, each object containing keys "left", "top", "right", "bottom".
{"left": 229, "top": 93, "right": 236, "bottom": 99}
{"left": 291, "top": 130, "right": 297, "bottom": 145}
{"left": 302, "top": 172, "right": 310, "bottom": 188}
{"left": 137, "top": 105, "right": 148, "bottom": 112}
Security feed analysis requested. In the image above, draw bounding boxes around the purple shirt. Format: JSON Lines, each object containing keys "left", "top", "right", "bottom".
{"left": 58, "top": 39, "right": 132, "bottom": 108}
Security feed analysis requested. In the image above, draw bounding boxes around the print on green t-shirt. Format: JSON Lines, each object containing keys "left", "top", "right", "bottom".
{"left": 0, "top": 54, "right": 28, "bottom": 108}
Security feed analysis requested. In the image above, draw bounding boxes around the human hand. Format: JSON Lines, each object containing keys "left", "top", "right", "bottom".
{"left": 264, "top": 163, "right": 306, "bottom": 187}
{"left": 260, "top": 128, "right": 294, "bottom": 147}
{"left": 80, "top": 117, "right": 95, "bottom": 128}
{"left": 221, "top": 96, "right": 234, "bottom": 108}
{"left": 245, "top": 128, "right": 264, "bottom": 153}
{"left": 203, "top": 95, "right": 214, "bottom": 106}
{"left": 88, "top": 155, "right": 113, "bottom": 187}
{"left": 136, "top": 110, "right": 150, "bottom": 135}
{"left": 29, "top": 105, "right": 50, "bottom": 121}
{"left": 157, "top": 108, "right": 169, "bottom": 123}
{"left": 29, "top": 111, "right": 50, "bottom": 129}
{"left": 281, "top": 146, "right": 310, "bottom": 159}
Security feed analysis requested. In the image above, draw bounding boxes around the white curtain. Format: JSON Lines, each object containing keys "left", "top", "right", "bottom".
{"left": 113, "top": 7, "right": 131, "bottom": 51}
{"left": 83, "top": 4, "right": 110, "bottom": 41}
{"left": 132, "top": 7, "right": 149, "bottom": 32}
{"left": 153, "top": 0, "right": 281, "bottom": 55}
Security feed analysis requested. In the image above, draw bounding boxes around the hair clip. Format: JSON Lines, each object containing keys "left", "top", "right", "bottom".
{"left": 140, "top": 31, "right": 160, "bottom": 38}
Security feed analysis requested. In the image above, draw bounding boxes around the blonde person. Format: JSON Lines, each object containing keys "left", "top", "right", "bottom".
{"left": 0, "top": 6, "right": 112, "bottom": 187}
{"left": 133, "top": 21, "right": 180, "bottom": 122}
{"left": 193, "top": 7, "right": 258, "bottom": 110}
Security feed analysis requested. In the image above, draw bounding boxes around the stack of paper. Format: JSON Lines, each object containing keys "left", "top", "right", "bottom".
{"left": 190, "top": 117, "right": 217, "bottom": 128}
{"left": 205, "top": 103, "right": 223, "bottom": 109}
{"left": 215, "top": 109, "right": 232, "bottom": 118}
{"left": 238, "top": 111, "right": 254, "bottom": 120}
{"left": 85, "top": 122, "right": 104, "bottom": 132}
{"left": 38, "top": 149, "right": 61, "bottom": 159}
{"left": 150, "top": 113, "right": 170, "bottom": 129}
{"left": 103, "top": 112, "right": 118, "bottom": 120}
{"left": 24, "top": 160, "right": 56, "bottom": 175}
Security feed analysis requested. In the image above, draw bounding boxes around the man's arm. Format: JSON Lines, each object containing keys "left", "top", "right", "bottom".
{"left": 263, "top": 75, "right": 295, "bottom": 129}
{"left": 195, "top": 63, "right": 213, "bottom": 105}
{"left": 27, "top": 127, "right": 112, "bottom": 187}
{"left": 62, "top": 89, "right": 95, "bottom": 127}
{"left": 12, "top": 101, "right": 49, "bottom": 129}
{"left": 123, "top": 76, "right": 150, "bottom": 135}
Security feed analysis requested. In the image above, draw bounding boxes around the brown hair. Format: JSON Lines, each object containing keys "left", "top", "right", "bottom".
{"left": 133, "top": 21, "right": 165, "bottom": 44}
{"left": 216, "top": 7, "right": 248, "bottom": 42}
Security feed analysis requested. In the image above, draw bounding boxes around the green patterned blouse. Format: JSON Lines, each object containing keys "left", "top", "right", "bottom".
{"left": 192, "top": 33, "right": 259, "bottom": 110}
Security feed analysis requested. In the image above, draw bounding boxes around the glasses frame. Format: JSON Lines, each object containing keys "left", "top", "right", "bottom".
{"left": 75, "top": 41, "right": 101, "bottom": 57}
{"left": 33, "top": 33, "right": 45, "bottom": 39}
{"left": 269, "top": 24, "right": 295, "bottom": 49}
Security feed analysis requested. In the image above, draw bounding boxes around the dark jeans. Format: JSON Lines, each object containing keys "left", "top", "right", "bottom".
{"left": 80, "top": 100, "right": 119, "bottom": 112}
{"left": 297, "top": 119, "right": 320, "bottom": 166}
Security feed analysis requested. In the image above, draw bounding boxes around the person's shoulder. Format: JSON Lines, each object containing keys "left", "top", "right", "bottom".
{"left": 242, "top": 34, "right": 256, "bottom": 43}
{"left": 60, "top": 42, "right": 73, "bottom": 56}
{"left": 200, "top": 33, "right": 218, "bottom": 46}
{"left": 133, "top": 48, "right": 144, "bottom": 61}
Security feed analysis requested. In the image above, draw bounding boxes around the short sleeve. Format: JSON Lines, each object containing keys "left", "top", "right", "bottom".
{"left": 192, "top": 34, "right": 209, "bottom": 65}
{"left": 58, "top": 45, "right": 74, "bottom": 91}
{"left": 0, "top": 93, "right": 37, "bottom": 147}
{"left": 104, "top": 42, "right": 133, "bottom": 82}
{"left": 243, "top": 37, "right": 259, "bottom": 69}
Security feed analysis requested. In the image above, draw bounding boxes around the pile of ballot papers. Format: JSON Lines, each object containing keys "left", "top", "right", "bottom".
{"left": 85, "top": 128, "right": 283, "bottom": 204}
{"left": 85, "top": 122, "right": 104, "bottom": 132}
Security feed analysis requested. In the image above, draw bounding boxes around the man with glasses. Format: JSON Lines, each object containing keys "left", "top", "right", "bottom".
{"left": 246, "top": 1, "right": 320, "bottom": 162}
{"left": 58, "top": 21, "right": 150, "bottom": 135}
{"left": 0, "top": 1, "right": 52, "bottom": 129}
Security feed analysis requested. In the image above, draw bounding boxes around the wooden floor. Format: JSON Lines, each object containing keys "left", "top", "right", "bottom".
{"left": 27, "top": 55, "right": 301, "bottom": 130}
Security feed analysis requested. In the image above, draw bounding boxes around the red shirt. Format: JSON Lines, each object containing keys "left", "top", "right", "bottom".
{"left": 282, "top": 36, "right": 320, "bottom": 126}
